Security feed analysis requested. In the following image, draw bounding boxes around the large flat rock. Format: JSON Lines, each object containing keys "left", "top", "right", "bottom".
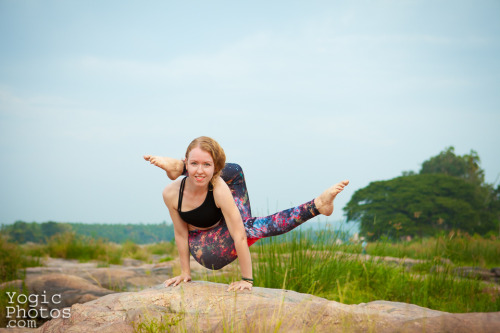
{"left": 2, "top": 281, "right": 498, "bottom": 332}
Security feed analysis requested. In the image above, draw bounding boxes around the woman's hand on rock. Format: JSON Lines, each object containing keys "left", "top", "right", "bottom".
{"left": 227, "top": 280, "right": 252, "bottom": 292}
{"left": 164, "top": 274, "right": 191, "bottom": 287}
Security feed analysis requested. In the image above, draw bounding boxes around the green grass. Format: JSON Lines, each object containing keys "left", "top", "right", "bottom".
{"left": 247, "top": 229, "right": 500, "bottom": 313}
{"left": 367, "top": 231, "right": 500, "bottom": 267}
{"left": 133, "top": 311, "right": 184, "bottom": 333}
{"left": 45, "top": 232, "right": 108, "bottom": 261}
{"left": 0, "top": 236, "right": 41, "bottom": 328}
{"left": 18, "top": 234, "right": 178, "bottom": 266}
{"left": 0, "top": 283, "right": 35, "bottom": 329}
{"left": 0, "top": 236, "right": 40, "bottom": 283}
{"left": 145, "top": 241, "right": 176, "bottom": 256}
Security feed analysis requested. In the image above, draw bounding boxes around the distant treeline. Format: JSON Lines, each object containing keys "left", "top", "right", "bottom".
{"left": 0, "top": 221, "right": 175, "bottom": 244}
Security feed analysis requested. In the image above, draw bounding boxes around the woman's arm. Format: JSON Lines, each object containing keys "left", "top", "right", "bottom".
{"left": 213, "top": 177, "right": 253, "bottom": 291}
{"left": 163, "top": 184, "right": 192, "bottom": 286}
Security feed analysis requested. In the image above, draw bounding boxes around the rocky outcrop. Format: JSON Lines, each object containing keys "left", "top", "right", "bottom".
{"left": 27, "top": 274, "right": 114, "bottom": 310}
{"left": 1, "top": 274, "right": 114, "bottom": 332}
{"left": 453, "top": 267, "right": 500, "bottom": 284}
{"left": 2, "top": 281, "right": 498, "bottom": 333}
{"left": 1, "top": 275, "right": 114, "bottom": 311}
{"left": 23, "top": 257, "right": 173, "bottom": 291}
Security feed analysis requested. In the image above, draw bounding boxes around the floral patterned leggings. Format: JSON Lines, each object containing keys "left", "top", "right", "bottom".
{"left": 188, "top": 163, "right": 320, "bottom": 270}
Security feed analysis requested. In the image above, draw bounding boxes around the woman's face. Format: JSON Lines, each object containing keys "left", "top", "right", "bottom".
{"left": 186, "top": 146, "right": 215, "bottom": 187}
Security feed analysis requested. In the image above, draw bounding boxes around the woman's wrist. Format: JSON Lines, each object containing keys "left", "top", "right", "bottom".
{"left": 180, "top": 269, "right": 191, "bottom": 277}
{"left": 241, "top": 277, "right": 253, "bottom": 284}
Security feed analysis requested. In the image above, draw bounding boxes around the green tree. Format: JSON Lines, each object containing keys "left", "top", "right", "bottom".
{"left": 344, "top": 174, "right": 493, "bottom": 240}
{"left": 420, "top": 146, "right": 484, "bottom": 185}
{"left": 345, "top": 147, "right": 500, "bottom": 240}
{"left": 3, "top": 221, "right": 42, "bottom": 243}
{"left": 41, "top": 221, "right": 72, "bottom": 241}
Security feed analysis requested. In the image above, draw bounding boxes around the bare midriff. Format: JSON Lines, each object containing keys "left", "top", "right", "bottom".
{"left": 187, "top": 219, "right": 222, "bottom": 232}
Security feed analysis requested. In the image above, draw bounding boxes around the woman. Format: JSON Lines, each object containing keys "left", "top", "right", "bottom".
{"left": 144, "top": 136, "right": 348, "bottom": 291}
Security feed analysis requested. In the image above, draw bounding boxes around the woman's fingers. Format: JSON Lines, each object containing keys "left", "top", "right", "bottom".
{"left": 164, "top": 277, "right": 179, "bottom": 287}
{"left": 164, "top": 276, "right": 191, "bottom": 287}
{"left": 227, "top": 281, "right": 252, "bottom": 292}
{"left": 174, "top": 276, "right": 189, "bottom": 286}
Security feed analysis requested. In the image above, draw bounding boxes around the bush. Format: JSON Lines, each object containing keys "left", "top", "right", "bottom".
{"left": 0, "top": 237, "right": 24, "bottom": 283}
{"left": 45, "top": 232, "right": 107, "bottom": 262}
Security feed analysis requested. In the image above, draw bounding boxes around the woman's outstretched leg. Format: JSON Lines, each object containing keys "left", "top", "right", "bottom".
{"left": 245, "top": 180, "right": 349, "bottom": 240}
{"left": 244, "top": 200, "right": 319, "bottom": 241}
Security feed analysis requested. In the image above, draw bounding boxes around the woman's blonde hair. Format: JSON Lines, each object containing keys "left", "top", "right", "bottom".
{"left": 185, "top": 136, "right": 226, "bottom": 187}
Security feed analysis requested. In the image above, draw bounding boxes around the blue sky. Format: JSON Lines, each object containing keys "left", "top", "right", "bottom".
{"left": 1, "top": 0, "right": 499, "bottom": 225}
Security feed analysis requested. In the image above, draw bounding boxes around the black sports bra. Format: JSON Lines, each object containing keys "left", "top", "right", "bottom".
{"left": 177, "top": 177, "right": 223, "bottom": 228}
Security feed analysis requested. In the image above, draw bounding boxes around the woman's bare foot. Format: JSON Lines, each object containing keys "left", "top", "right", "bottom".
{"left": 314, "top": 180, "right": 349, "bottom": 216}
{"left": 143, "top": 155, "right": 185, "bottom": 180}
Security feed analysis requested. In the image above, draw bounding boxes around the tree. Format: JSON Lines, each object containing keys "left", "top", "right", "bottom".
{"left": 3, "top": 221, "right": 42, "bottom": 243}
{"left": 344, "top": 174, "right": 493, "bottom": 240}
{"left": 41, "top": 221, "right": 72, "bottom": 241}
{"left": 420, "top": 146, "right": 484, "bottom": 185}
{"left": 344, "top": 147, "right": 499, "bottom": 240}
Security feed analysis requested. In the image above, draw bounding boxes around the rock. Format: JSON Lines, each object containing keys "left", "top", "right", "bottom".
{"left": 0, "top": 328, "right": 33, "bottom": 333}
{"left": 25, "top": 274, "right": 115, "bottom": 310}
{"left": 151, "top": 267, "right": 171, "bottom": 275}
{"left": 24, "top": 257, "right": 173, "bottom": 292}
{"left": 0, "top": 279, "right": 24, "bottom": 292}
{"left": 122, "top": 258, "right": 144, "bottom": 267}
{"left": 7, "top": 281, "right": 498, "bottom": 333}
{"left": 0, "top": 274, "right": 115, "bottom": 333}
{"left": 83, "top": 266, "right": 171, "bottom": 291}
{"left": 453, "top": 267, "right": 496, "bottom": 281}
{"left": 82, "top": 268, "right": 143, "bottom": 291}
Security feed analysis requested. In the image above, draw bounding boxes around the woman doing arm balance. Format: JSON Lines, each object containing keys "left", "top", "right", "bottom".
{"left": 144, "top": 136, "right": 348, "bottom": 291}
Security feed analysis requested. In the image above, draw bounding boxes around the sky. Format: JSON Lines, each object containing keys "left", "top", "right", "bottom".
{"left": 1, "top": 0, "right": 499, "bottom": 226}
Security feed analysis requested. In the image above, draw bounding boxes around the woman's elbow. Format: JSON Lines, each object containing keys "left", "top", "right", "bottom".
{"left": 233, "top": 232, "right": 248, "bottom": 244}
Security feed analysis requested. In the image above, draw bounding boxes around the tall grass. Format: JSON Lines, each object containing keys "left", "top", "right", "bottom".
{"left": 20, "top": 233, "right": 177, "bottom": 266}
{"left": 0, "top": 236, "right": 40, "bottom": 328}
{"left": 44, "top": 232, "right": 108, "bottom": 261}
{"left": 0, "top": 236, "right": 40, "bottom": 283}
{"left": 250, "top": 228, "right": 500, "bottom": 313}
{"left": 368, "top": 231, "right": 500, "bottom": 267}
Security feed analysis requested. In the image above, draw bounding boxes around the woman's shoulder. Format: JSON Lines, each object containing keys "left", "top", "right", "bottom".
{"left": 212, "top": 176, "right": 229, "bottom": 192}
{"left": 212, "top": 177, "right": 232, "bottom": 202}
{"left": 162, "top": 178, "right": 183, "bottom": 204}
